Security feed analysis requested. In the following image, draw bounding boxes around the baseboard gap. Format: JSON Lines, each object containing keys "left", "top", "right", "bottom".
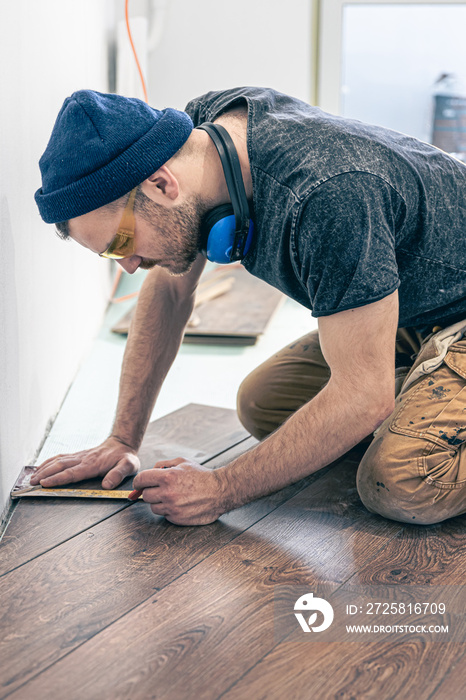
{"left": 0, "top": 498, "right": 17, "bottom": 543}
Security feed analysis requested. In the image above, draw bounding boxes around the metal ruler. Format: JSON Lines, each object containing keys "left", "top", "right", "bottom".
{"left": 11, "top": 485, "right": 142, "bottom": 500}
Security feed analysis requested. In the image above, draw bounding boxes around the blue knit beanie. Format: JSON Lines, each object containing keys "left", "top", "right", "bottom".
{"left": 35, "top": 90, "right": 193, "bottom": 223}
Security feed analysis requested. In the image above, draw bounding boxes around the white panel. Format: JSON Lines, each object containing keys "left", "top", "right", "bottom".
{"left": 319, "top": 0, "right": 466, "bottom": 122}
{"left": 341, "top": 3, "right": 466, "bottom": 141}
{"left": 319, "top": 0, "right": 345, "bottom": 114}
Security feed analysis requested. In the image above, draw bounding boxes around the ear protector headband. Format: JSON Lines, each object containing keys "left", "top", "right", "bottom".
{"left": 197, "top": 122, "right": 254, "bottom": 264}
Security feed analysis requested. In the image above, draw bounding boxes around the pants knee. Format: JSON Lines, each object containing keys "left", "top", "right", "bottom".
{"left": 236, "top": 370, "right": 265, "bottom": 439}
{"left": 356, "top": 432, "right": 464, "bottom": 525}
{"left": 236, "top": 367, "right": 287, "bottom": 440}
{"left": 356, "top": 443, "right": 421, "bottom": 523}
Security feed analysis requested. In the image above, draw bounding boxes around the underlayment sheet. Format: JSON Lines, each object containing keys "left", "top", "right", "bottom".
{"left": 111, "top": 266, "right": 284, "bottom": 345}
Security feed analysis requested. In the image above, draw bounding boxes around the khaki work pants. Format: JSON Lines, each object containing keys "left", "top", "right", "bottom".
{"left": 236, "top": 328, "right": 466, "bottom": 524}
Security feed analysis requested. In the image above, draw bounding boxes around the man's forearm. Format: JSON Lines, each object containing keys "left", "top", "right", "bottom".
{"left": 215, "top": 378, "right": 394, "bottom": 512}
{"left": 111, "top": 261, "right": 204, "bottom": 450}
{"left": 131, "top": 293, "right": 399, "bottom": 526}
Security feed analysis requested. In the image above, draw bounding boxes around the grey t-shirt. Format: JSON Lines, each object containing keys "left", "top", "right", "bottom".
{"left": 185, "top": 87, "right": 466, "bottom": 331}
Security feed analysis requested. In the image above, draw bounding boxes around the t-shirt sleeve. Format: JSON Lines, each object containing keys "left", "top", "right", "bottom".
{"left": 294, "top": 172, "right": 405, "bottom": 317}
{"left": 184, "top": 89, "right": 250, "bottom": 126}
{"left": 184, "top": 96, "right": 208, "bottom": 126}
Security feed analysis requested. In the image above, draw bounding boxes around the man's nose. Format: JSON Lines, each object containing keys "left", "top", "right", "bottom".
{"left": 117, "top": 256, "right": 141, "bottom": 274}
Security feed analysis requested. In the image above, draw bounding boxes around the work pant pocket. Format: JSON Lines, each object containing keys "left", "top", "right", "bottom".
{"left": 388, "top": 341, "right": 466, "bottom": 488}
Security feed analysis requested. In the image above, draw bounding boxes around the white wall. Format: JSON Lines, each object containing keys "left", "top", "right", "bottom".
{"left": 142, "top": 0, "right": 314, "bottom": 109}
{"left": 0, "top": 0, "right": 114, "bottom": 513}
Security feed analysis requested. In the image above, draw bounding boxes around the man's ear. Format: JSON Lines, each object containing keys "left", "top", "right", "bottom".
{"left": 143, "top": 165, "right": 179, "bottom": 201}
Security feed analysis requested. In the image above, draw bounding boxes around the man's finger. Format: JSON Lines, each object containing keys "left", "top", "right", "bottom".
{"left": 133, "top": 467, "right": 168, "bottom": 490}
{"left": 37, "top": 450, "right": 88, "bottom": 470}
{"left": 141, "top": 487, "right": 164, "bottom": 504}
{"left": 34, "top": 455, "right": 82, "bottom": 474}
{"left": 102, "top": 457, "right": 139, "bottom": 489}
{"left": 149, "top": 503, "right": 170, "bottom": 517}
{"left": 39, "top": 464, "right": 91, "bottom": 487}
{"left": 30, "top": 457, "right": 83, "bottom": 484}
{"left": 152, "top": 457, "right": 185, "bottom": 469}
{"left": 35, "top": 455, "right": 62, "bottom": 470}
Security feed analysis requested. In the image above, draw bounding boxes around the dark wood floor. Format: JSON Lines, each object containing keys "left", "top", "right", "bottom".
{"left": 1, "top": 404, "right": 464, "bottom": 700}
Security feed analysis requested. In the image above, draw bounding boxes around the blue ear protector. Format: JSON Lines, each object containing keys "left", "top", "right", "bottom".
{"left": 197, "top": 122, "right": 254, "bottom": 264}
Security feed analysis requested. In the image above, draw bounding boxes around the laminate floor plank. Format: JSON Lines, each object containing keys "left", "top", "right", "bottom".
{"left": 0, "top": 404, "right": 249, "bottom": 574}
{"left": 345, "top": 516, "right": 466, "bottom": 587}
{"left": 0, "top": 434, "right": 257, "bottom": 578}
{"left": 184, "top": 266, "right": 284, "bottom": 344}
{"left": 112, "top": 267, "right": 285, "bottom": 345}
{"left": 136, "top": 403, "right": 249, "bottom": 468}
{"left": 219, "top": 514, "right": 466, "bottom": 699}
{"left": 428, "top": 647, "right": 466, "bottom": 699}
{"left": 221, "top": 639, "right": 465, "bottom": 700}
{"left": 7, "top": 459, "right": 405, "bottom": 700}
{"left": 0, "top": 499, "right": 130, "bottom": 576}
{"left": 0, "top": 435, "right": 344, "bottom": 696}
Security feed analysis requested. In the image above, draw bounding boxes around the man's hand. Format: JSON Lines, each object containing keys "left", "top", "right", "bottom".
{"left": 30, "top": 437, "right": 140, "bottom": 488}
{"left": 132, "top": 458, "right": 225, "bottom": 526}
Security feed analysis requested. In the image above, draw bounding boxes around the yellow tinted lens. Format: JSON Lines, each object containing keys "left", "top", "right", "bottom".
{"left": 99, "top": 187, "right": 137, "bottom": 259}
{"left": 100, "top": 233, "right": 134, "bottom": 259}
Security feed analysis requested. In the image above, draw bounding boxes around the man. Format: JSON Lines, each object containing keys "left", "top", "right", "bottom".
{"left": 32, "top": 87, "right": 466, "bottom": 526}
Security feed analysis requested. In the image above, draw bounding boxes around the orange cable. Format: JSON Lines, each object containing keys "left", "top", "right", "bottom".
{"left": 125, "top": 0, "right": 149, "bottom": 103}
{"left": 110, "top": 290, "right": 140, "bottom": 304}
{"left": 112, "top": 1, "right": 149, "bottom": 303}
{"left": 110, "top": 267, "right": 123, "bottom": 299}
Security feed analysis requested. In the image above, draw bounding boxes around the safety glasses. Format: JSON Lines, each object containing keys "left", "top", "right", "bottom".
{"left": 99, "top": 187, "right": 138, "bottom": 259}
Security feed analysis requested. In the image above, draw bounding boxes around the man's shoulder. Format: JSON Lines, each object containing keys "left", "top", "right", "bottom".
{"left": 185, "top": 87, "right": 249, "bottom": 124}
{"left": 184, "top": 87, "right": 309, "bottom": 125}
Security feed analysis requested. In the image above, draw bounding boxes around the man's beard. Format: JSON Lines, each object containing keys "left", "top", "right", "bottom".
{"left": 136, "top": 191, "right": 208, "bottom": 275}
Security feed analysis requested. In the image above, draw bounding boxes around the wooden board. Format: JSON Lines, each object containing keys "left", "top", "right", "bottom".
{"left": 428, "top": 648, "right": 466, "bottom": 699}
{"left": 2, "top": 458, "right": 405, "bottom": 700}
{"left": 221, "top": 637, "right": 466, "bottom": 700}
{"left": 111, "top": 266, "right": 284, "bottom": 345}
{"left": 220, "top": 514, "right": 466, "bottom": 700}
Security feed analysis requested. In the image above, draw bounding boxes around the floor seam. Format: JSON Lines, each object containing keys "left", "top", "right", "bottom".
{"left": 0, "top": 499, "right": 17, "bottom": 544}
